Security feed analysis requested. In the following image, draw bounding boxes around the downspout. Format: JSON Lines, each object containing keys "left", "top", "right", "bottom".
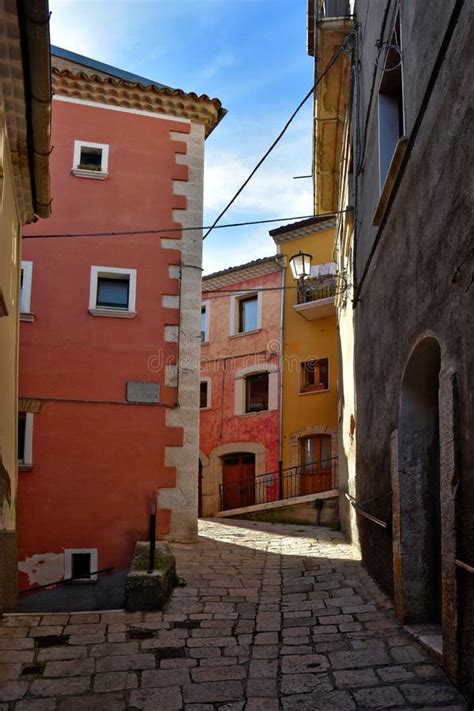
{"left": 275, "top": 252, "right": 286, "bottom": 496}
{"left": 19, "top": 0, "right": 52, "bottom": 220}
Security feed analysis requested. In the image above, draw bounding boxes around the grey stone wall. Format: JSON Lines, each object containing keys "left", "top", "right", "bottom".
{"left": 352, "top": 0, "right": 473, "bottom": 697}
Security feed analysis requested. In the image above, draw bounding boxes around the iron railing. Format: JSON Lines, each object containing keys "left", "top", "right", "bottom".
{"left": 219, "top": 457, "right": 338, "bottom": 512}
{"left": 298, "top": 279, "right": 337, "bottom": 305}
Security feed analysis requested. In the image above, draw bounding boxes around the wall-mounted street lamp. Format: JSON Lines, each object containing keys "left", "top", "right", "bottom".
{"left": 289, "top": 251, "right": 313, "bottom": 281}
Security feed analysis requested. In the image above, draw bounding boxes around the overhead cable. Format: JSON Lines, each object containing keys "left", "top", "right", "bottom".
{"left": 201, "top": 29, "right": 357, "bottom": 241}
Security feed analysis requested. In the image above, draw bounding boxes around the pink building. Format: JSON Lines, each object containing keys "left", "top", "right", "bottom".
{"left": 199, "top": 257, "right": 282, "bottom": 516}
{"left": 17, "top": 47, "right": 224, "bottom": 610}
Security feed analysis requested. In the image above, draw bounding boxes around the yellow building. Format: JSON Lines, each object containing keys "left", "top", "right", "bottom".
{"left": 0, "top": 1, "right": 51, "bottom": 612}
{"left": 270, "top": 216, "right": 339, "bottom": 508}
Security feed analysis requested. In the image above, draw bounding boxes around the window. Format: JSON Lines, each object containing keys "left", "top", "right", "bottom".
{"left": 18, "top": 412, "right": 34, "bottom": 469}
{"left": 64, "top": 548, "right": 98, "bottom": 583}
{"left": 89, "top": 266, "right": 137, "bottom": 318}
{"left": 230, "top": 292, "right": 261, "bottom": 336}
{"left": 301, "top": 435, "right": 332, "bottom": 469}
{"left": 200, "top": 381, "right": 209, "bottom": 409}
{"left": 72, "top": 141, "right": 109, "bottom": 179}
{"left": 201, "top": 302, "right": 210, "bottom": 343}
{"left": 245, "top": 372, "right": 269, "bottom": 413}
{"left": 378, "top": 15, "right": 404, "bottom": 190}
{"left": 301, "top": 358, "right": 329, "bottom": 393}
{"left": 239, "top": 296, "right": 258, "bottom": 333}
{"left": 97, "top": 277, "right": 129, "bottom": 309}
{"left": 19, "top": 261, "right": 33, "bottom": 319}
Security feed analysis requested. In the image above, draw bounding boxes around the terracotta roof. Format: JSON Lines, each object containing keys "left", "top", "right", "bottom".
{"left": 203, "top": 256, "right": 281, "bottom": 290}
{"left": 52, "top": 65, "right": 226, "bottom": 137}
{"left": 270, "top": 215, "right": 336, "bottom": 244}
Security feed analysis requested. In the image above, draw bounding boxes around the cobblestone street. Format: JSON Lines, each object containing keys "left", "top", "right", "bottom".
{"left": 0, "top": 519, "right": 468, "bottom": 710}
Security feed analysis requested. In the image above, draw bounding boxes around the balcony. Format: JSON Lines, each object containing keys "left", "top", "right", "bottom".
{"left": 294, "top": 279, "right": 336, "bottom": 320}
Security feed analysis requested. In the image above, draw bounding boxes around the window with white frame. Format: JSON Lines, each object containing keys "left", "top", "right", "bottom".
{"left": 18, "top": 412, "right": 33, "bottom": 469}
{"left": 201, "top": 302, "right": 210, "bottom": 343}
{"left": 89, "top": 266, "right": 137, "bottom": 318}
{"left": 230, "top": 292, "right": 262, "bottom": 336}
{"left": 19, "top": 261, "right": 33, "bottom": 317}
{"left": 72, "top": 141, "right": 109, "bottom": 179}
{"left": 377, "top": 14, "right": 404, "bottom": 191}
{"left": 64, "top": 548, "right": 98, "bottom": 582}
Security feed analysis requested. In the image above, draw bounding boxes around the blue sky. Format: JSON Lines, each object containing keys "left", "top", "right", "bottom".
{"left": 49, "top": 0, "right": 314, "bottom": 273}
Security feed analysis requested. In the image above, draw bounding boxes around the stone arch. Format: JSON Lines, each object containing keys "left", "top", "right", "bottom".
{"left": 391, "top": 333, "right": 459, "bottom": 677}
{"left": 200, "top": 442, "right": 266, "bottom": 517}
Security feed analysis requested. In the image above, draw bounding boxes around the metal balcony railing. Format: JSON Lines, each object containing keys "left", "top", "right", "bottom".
{"left": 219, "top": 458, "right": 338, "bottom": 512}
{"left": 297, "top": 279, "right": 337, "bottom": 305}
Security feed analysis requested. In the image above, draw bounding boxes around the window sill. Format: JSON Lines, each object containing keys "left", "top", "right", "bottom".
{"left": 299, "top": 388, "right": 330, "bottom": 396}
{"left": 72, "top": 168, "right": 109, "bottom": 180}
{"left": 237, "top": 410, "right": 271, "bottom": 418}
{"left": 201, "top": 341, "right": 209, "bottom": 346}
{"left": 20, "top": 312, "right": 35, "bottom": 323}
{"left": 89, "top": 308, "right": 137, "bottom": 319}
{"left": 229, "top": 328, "right": 261, "bottom": 340}
{"left": 19, "top": 464, "right": 33, "bottom": 472}
{"left": 200, "top": 405, "right": 211, "bottom": 411}
{"left": 373, "top": 136, "right": 408, "bottom": 226}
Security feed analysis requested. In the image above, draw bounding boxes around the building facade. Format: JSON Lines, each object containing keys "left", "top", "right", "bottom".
{"left": 17, "top": 47, "right": 223, "bottom": 610}
{"left": 0, "top": 1, "right": 51, "bottom": 613}
{"left": 309, "top": 0, "right": 474, "bottom": 698}
{"left": 270, "top": 216, "right": 340, "bottom": 525}
{"left": 200, "top": 258, "right": 281, "bottom": 517}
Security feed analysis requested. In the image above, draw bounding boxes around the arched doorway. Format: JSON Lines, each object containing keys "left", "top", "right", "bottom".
{"left": 397, "top": 337, "right": 442, "bottom": 623}
{"left": 221, "top": 453, "right": 255, "bottom": 511}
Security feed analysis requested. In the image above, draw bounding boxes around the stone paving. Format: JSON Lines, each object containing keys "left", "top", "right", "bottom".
{"left": 0, "top": 519, "right": 468, "bottom": 710}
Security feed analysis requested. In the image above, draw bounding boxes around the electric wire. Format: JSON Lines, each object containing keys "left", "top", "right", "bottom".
{"left": 201, "top": 29, "right": 357, "bottom": 241}
{"left": 21, "top": 210, "right": 348, "bottom": 240}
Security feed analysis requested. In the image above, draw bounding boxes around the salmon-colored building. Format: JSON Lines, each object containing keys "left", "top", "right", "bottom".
{"left": 199, "top": 257, "right": 281, "bottom": 516}
{"left": 17, "top": 47, "right": 224, "bottom": 610}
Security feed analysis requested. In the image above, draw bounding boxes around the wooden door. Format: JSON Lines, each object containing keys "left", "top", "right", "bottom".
{"left": 300, "top": 435, "right": 332, "bottom": 494}
{"left": 222, "top": 453, "right": 255, "bottom": 510}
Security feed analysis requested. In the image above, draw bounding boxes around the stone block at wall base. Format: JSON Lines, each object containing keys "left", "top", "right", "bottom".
{"left": 0, "top": 530, "right": 17, "bottom": 613}
{"left": 232, "top": 497, "right": 340, "bottom": 528}
{"left": 125, "top": 541, "right": 176, "bottom": 612}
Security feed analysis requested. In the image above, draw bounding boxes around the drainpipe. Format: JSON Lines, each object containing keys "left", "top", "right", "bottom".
{"left": 275, "top": 252, "right": 286, "bottom": 497}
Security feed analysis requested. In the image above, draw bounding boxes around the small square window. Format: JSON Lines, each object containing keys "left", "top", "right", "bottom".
{"left": 72, "top": 141, "right": 109, "bottom": 179}
{"left": 79, "top": 146, "right": 103, "bottom": 171}
{"left": 301, "top": 358, "right": 329, "bottom": 393}
{"left": 245, "top": 372, "right": 269, "bottom": 413}
{"left": 97, "top": 277, "right": 130, "bottom": 309}
{"left": 72, "top": 552, "right": 92, "bottom": 580}
{"left": 65, "top": 548, "right": 98, "bottom": 583}
{"left": 89, "top": 266, "right": 137, "bottom": 318}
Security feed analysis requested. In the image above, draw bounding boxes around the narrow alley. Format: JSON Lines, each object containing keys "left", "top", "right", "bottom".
{"left": 0, "top": 520, "right": 467, "bottom": 710}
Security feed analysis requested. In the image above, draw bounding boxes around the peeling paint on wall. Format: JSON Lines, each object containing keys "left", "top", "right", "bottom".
{"left": 18, "top": 552, "right": 64, "bottom": 586}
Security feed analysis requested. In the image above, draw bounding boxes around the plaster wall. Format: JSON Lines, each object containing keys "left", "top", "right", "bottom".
{"left": 278, "top": 228, "right": 339, "bottom": 471}
{"left": 18, "top": 98, "right": 202, "bottom": 605}
{"left": 0, "top": 124, "right": 21, "bottom": 612}
{"left": 200, "top": 269, "right": 281, "bottom": 516}
{"left": 352, "top": 0, "right": 474, "bottom": 696}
